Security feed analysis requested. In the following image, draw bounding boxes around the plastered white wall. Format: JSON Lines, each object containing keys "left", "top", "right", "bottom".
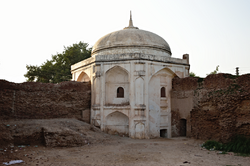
{"left": 71, "top": 53, "right": 189, "bottom": 139}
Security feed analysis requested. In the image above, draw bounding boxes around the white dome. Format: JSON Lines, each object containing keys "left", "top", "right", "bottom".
{"left": 91, "top": 16, "right": 171, "bottom": 57}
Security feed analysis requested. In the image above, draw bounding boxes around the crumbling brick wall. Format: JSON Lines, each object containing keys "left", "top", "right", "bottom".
{"left": 171, "top": 77, "right": 199, "bottom": 137}
{"left": 0, "top": 80, "right": 91, "bottom": 122}
{"left": 171, "top": 74, "right": 250, "bottom": 142}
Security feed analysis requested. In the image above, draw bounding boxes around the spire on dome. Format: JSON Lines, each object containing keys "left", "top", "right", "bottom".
{"left": 129, "top": 11, "right": 134, "bottom": 27}
{"left": 124, "top": 11, "right": 138, "bottom": 29}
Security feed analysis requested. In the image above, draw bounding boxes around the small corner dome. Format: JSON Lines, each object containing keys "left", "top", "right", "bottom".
{"left": 91, "top": 13, "right": 172, "bottom": 57}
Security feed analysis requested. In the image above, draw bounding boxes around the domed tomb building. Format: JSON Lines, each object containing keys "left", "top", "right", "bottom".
{"left": 71, "top": 14, "right": 190, "bottom": 139}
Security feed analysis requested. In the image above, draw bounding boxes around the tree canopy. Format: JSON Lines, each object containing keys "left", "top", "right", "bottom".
{"left": 189, "top": 72, "right": 196, "bottom": 77}
{"left": 24, "top": 41, "right": 92, "bottom": 83}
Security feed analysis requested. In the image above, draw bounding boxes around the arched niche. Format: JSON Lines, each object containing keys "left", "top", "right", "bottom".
{"left": 77, "top": 71, "right": 90, "bottom": 82}
{"left": 135, "top": 122, "right": 145, "bottom": 139}
{"left": 149, "top": 67, "right": 177, "bottom": 81}
{"left": 105, "top": 66, "right": 129, "bottom": 105}
{"left": 148, "top": 68, "right": 175, "bottom": 138}
{"left": 149, "top": 68, "right": 175, "bottom": 105}
{"left": 105, "top": 111, "right": 129, "bottom": 136}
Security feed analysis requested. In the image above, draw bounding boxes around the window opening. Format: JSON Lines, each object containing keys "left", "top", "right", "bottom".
{"left": 161, "top": 87, "right": 166, "bottom": 97}
{"left": 117, "top": 87, "right": 124, "bottom": 98}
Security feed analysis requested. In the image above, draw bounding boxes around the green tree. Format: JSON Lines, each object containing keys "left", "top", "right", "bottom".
{"left": 24, "top": 41, "right": 92, "bottom": 83}
{"left": 189, "top": 72, "right": 196, "bottom": 77}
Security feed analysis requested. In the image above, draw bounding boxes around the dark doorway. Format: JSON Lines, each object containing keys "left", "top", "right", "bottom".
{"left": 180, "top": 119, "right": 187, "bottom": 136}
{"left": 160, "top": 129, "right": 168, "bottom": 138}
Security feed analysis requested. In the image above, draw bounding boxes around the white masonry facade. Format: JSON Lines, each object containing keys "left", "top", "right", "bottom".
{"left": 71, "top": 13, "right": 190, "bottom": 139}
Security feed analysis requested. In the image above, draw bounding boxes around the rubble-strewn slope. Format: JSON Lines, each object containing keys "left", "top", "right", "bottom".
{"left": 0, "top": 119, "right": 112, "bottom": 147}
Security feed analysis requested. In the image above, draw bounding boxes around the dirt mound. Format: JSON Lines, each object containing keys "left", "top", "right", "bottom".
{"left": 0, "top": 119, "right": 111, "bottom": 147}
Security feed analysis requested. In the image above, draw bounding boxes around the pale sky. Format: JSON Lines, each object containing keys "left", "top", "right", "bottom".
{"left": 1, "top": 0, "right": 250, "bottom": 83}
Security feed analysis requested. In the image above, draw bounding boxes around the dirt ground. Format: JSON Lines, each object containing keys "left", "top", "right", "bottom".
{"left": 1, "top": 119, "right": 249, "bottom": 166}
{"left": 1, "top": 137, "right": 250, "bottom": 166}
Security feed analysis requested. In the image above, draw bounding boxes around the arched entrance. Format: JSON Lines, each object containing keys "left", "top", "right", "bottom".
{"left": 77, "top": 71, "right": 90, "bottom": 82}
{"left": 76, "top": 71, "right": 91, "bottom": 123}
{"left": 77, "top": 72, "right": 90, "bottom": 82}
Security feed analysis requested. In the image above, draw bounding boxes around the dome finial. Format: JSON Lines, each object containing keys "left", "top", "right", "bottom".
{"left": 129, "top": 10, "right": 134, "bottom": 27}
{"left": 124, "top": 11, "right": 138, "bottom": 29}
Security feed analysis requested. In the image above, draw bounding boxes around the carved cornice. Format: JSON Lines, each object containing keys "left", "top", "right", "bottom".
{"left": 71, "top": 53, "right": 190, "bottom": 72}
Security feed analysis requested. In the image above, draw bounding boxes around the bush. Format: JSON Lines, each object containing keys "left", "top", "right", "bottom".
{"left": 202, "top": 136, "right": 250, "bottom": 155}
{"left": 225, "top": 135, "right": 250, "bottom": 154}
{"left": 202, "top": 140, "right": 224, "bottom": 151}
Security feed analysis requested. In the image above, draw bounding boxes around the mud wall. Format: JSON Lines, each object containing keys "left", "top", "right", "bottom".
{"left": 171, "top": 74, "right": 250, "bottom": 142}
{"left": 171, "top": 77, "right": 198, "bottom": 137}
{"left": 0, "top": 80, "right": 91, "bottom": 122}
